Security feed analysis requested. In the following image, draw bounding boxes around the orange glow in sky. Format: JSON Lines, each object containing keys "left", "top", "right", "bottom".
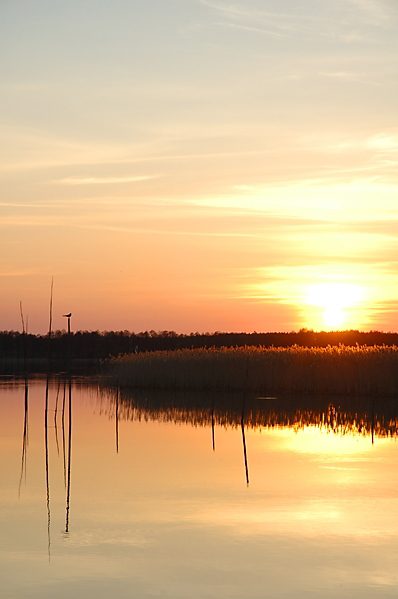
{"left": 2, "top": 1, "right": 398, "bottom": 333}
{"left": 305, "top": 283, "right": 364, "bottom": 330}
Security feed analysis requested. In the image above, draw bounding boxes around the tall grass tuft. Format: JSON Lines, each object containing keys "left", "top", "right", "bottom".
{"left": 105, "top": 344, "right": 398, "bottom": 396}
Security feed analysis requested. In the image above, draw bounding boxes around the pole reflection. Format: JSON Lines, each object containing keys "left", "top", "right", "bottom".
{"left": 65, "top": 374, "right": 72, "bottom": 535}
{"left": 18, "top": 376, "right": 29, "bottom": 498}
{"left": 44, "top": 375, "right": 51, "bottom": 560}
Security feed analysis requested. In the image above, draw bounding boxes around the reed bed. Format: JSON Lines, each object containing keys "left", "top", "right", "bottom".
{"left": 105, "top": 344, "right": 398, "bottom": 396}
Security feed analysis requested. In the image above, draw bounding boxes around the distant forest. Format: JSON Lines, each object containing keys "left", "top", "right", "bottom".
{"left": 2, "top": 329, "right": 398, "bottom": 362}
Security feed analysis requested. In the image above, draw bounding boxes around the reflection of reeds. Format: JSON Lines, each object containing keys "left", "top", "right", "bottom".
{"left": 103, "top": 387, "right": 398, "bottom": 440}
{"left": 107, "top": 345, "right": 398, "bottom": 396}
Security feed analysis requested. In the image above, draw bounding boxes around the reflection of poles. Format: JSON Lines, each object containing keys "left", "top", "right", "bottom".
{"left": 65, "top": 374, "right": 72, "bottom": 534}
{"left": 240, "top": 356, "right": 250, "bottom": 486}
{"left": 62, "top": 379, "right": 67, "bottom": 488}
{"left": 115, "top": 384, "right": 119, "bottom": 454}
{"left": 54, "top": 379, "right": 60, "bottom": 456}
{"left": 241, "top": 396, "right": 249, "bottom": 486}
{"left": 45, "top": 376, "right": 51, "bottom": 560}
{"left": 19, "top": 301, "right": 29, "bottom": 496}
{"left": 241, "top": 419, "right": 249, "bottom": 486}
{"left": 18, "top": 377, "right": 29, "bottom": 497}
{"left": 211, "top": 396, "right": 216, "bottom": 451}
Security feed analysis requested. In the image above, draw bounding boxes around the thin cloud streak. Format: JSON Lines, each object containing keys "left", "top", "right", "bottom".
{"left": 56, "top": 175, "right": 159, "bottom": 185}
{"left": 200, "top": 0, "right": 394, "bottom": 41}
{"left": 348, "top": 0, "right": 392, "bottom": 25}
{"left": 220, "top": 22, "right": 289, "bottom": 38}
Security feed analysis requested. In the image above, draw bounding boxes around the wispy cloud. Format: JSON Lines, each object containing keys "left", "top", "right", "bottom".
{"left": 200, "top": 0, "right": 309, "bottom": 38}
{"left": 246, "top": 262, "right": 398, "bottom": 306}
{"left": 348, "top": 0, "right": 392, "bottom": 25}
{"left": 367, "top": 134, "right": 398, "bottom": 152}
{"left": 317, "top": 71, "right": 385, "bottom": 86}
{"left": 56, "top": 175, "right": 159, "bottom": 185}
{"left": 0, "top": 268, "right": 48, "bottom": 277}
{"left": 192, "top": 180, "right": 398, "bottom": 223}
{"left": 221, "top": 22, "right": 288, "bottom": 38}
{"left": 199, "top": 0, "right": 394, "bottom": 41}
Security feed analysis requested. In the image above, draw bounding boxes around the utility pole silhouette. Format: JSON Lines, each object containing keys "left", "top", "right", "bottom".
{"left": 63, "top": 313, "right": 72, "bottom": 366}
{"left": 63, "top": 313, "right": 72, "bottom": 335}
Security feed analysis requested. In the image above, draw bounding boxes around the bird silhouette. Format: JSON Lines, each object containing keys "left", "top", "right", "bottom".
{"left": 63, "top": 313, "right": 72, "bottom": 317}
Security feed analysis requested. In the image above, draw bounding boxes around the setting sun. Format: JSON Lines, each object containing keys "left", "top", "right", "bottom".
{"left": 2, "top": 0, "right": 398, "bottom": 336}
{"left": 305, "top": 283, "right": 364, "bottom": 330}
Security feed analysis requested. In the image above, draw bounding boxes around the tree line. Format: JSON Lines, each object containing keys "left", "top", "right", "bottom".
{"left": 2, "top": 328, "right": 398, "bottom": 362}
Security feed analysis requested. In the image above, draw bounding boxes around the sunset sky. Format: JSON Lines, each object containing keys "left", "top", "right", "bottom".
{"left": 2, "top": 0, "right": 398, "bottom": 334}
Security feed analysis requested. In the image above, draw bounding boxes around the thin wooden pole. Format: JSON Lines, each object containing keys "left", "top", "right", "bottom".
{"left": 20, "top": 301, "right": 28, "bottom": 375}
{"left": 48, "top": 278, "right": 54, "bottom": 371}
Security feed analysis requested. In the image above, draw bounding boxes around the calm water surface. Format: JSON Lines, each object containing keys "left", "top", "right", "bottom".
{"left": 1, "top": 377, "right": 398, "bottom": 598}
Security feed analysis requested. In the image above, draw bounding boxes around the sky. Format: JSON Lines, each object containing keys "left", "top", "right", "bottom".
{"left": 1, "top": 0, "right": 398, "bottom": 334}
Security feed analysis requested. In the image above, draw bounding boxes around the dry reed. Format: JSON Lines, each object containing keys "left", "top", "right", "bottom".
{"left": 106, "top": 344, "right": 398, "bottom": 396}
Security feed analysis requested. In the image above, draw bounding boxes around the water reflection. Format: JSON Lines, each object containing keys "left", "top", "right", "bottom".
{"left": 105, "top": 386, "right": 398, "bottom": 441}
{"left": 2, "top": 377, "right": 398, "bottom": 599}
{"left": 102, "top": 386, "right": 398, "bottom": 488}
{"left": 15, "top": 375, "right": 74, "bottom": 557}
{"left": 65, "top": 374, "right": 72, "bottom": 535}
{"left": 18, "top": 375, "right": 29, "bottom": 497}
{"left": 44, "top": 375, "right": 51, "bottom": 558}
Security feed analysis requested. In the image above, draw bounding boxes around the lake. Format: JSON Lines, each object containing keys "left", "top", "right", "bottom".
{"left": 1, "top": 376, "right": 398, "bottom": 598}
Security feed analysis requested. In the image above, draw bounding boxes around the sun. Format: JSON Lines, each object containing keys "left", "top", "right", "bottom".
{"left": 305, "top": 283, "right": 364, "bottom": 329}
{"left": 323, "top": 305, "right": 344, "bottom": 328}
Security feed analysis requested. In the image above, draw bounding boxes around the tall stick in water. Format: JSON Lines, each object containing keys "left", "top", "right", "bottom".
{"left": 44, "top": 278, "right": 54, "bottom": 557}
{"left": 48, "top": 277, "right": 54, "bottom": 371}
{"left": 18, "top": 301, "right": 29, "bottom": 496}
{"left": 20, "top": 301, "right": 28, "bottom": 375}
